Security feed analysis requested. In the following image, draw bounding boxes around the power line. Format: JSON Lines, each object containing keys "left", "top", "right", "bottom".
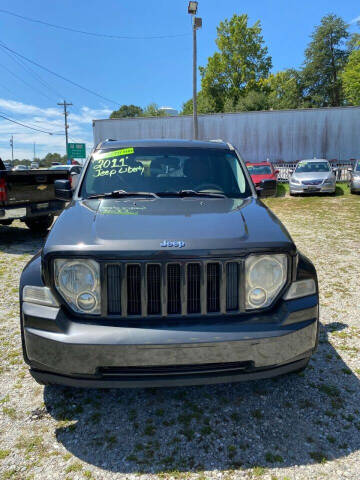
{"left": 0, "top": 8, "right": 190, "bottom": 40}
{"left": 0, "top": 42, "right": 120, "bottom": 106}
{"left": 0, "top": 60, "right": 55, "bottom": 101}
{"left": 0, "top": 46, "right": 64, "bottom": 99}
{"left": 0, "top": 112, "right": 63, "bottom": 135}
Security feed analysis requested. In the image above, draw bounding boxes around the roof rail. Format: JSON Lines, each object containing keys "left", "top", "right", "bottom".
{"left": 94, "top": 139, "right": 117, "bottom": 150}
{"left": 210, "top": 138, "right": 224, "bottom": 143}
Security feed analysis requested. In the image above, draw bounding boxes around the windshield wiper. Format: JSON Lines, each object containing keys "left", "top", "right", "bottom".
{"left": 87, "top": 190, "right": 159, "bottom": 199}
{"left": 156, "top": 189, "right": 226, "bottom": 198}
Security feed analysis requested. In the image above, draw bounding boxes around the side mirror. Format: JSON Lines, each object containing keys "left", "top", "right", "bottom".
{"left": 347, "top": 168, "right": 353, "bottom": 173}
{"left": 274, "top": 170, "right": 279, "bottom": 175}
{"left": 55, "top": 179, "right": 73, "bottom": 200}
{"left": 289, "top": 169, "right": 294, "bottom": 174}
{"left": 70, "top": 172, "right": 80, "bottom": 189}
{"left": 258, "top": 179, "right": 277, "bottom": 198}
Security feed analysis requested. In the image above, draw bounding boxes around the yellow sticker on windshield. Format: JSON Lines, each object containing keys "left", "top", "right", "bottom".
{"left": 98, "top": 148, "right": 134, "bottom": 159}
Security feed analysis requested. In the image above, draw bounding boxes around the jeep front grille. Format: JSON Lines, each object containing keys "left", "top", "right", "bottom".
{"left": 106, "top": 260, "right": 243, "bottom": 317}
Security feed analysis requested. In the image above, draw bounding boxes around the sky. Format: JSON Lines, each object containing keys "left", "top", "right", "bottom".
{"left": 0, "top": 0, "right": 359, "bottom": 160}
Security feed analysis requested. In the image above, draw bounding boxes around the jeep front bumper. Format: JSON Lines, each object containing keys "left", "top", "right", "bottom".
{"left": 22, "top": 295, "right": 319, "bottom": 388}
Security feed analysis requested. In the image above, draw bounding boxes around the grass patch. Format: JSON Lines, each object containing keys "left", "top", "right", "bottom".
{"left": 0, "top": 449, "right": 11, "bottom": 459}
{"left": 2, "top": 407, "right": 16, "bottom": 419}
{"left": 252, "top": 466, "right": 267, "bottom": 477}
{"left": 16, "top": 434, "right": 44, "bottom": 455}
{"left": 309, "top": 451, "right": 328, "bottom": 463}
{"left": 265, "top": 452, "right": 284, "bottom": 463}
{"left": 65, "top": 461, "right": 83, "bottom": 473}
{"left": 318, "top": 384, "right": 341, "bottom": 397}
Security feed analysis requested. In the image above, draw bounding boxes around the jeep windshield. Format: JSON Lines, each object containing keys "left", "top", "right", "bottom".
{"left": 80, "top": 147, "right": 252, "bottom": 199}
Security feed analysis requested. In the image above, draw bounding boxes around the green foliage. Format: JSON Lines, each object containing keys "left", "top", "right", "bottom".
{"left": 142, "top": 103, "right": 166, "bottom": 117}
{"left": 342, "top": 47, "right": 360, "bottom": 105}
{"left": 181, "top": 91, "right": 217, "bottom": 115}
{"left": 227, "top": 89, "right": 269, "bottom": 112}
{"left": 39, "top": 152, "right": 67, "bottom": 168}
{"left": 110, "top": 104, "right": 143, "bottom": 119}
{"left": 302, "top": 14, "right": 350, "bottom": 106}
{"left": 347, "top": 21, "right": 360, "bottom": 51}
{"left": 266, "top": 69, "right": 304, "bottom": 109}
{"left": 199, "top": 14, "right": 272, "bottom": 112}
{"left": 109, "top": 103, "right": 166, "bottom": 119}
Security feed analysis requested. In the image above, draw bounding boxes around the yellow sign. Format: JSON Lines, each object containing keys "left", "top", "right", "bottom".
{"left": 97, "top": 148, "right": 134, "bottom": 159}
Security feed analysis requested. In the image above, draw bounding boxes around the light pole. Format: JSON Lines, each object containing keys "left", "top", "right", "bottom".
{"left": 188, "top": 2, "right": 202, "bottom": 140}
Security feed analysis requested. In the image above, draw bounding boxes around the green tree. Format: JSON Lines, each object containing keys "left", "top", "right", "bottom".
{"left": 232, "top": 89, "right": 269, "bottom": 111}
{"left": 181, "top": 91, "right": 217, "bottom": 115}
{"left": 199, "top": 14, "right": 272, "bottom": 112}
{"left": 110, "top": 104, "right": 143, "bottom": 118}
{"left": 40, "top": 152, "right": 67, "bottom": 168}
{"left": 141, "top": 103, "right": 166, "bottom": 117}
{"left": 342, "top": 47, "right": 360, "bottom": 104}
{"left": 302, "top": 14, "right": 350, "bottom": 107}
{"left": 266, "top": 69, "right": 303, "bottom": 109}
{"left": 348, "top": 20, "right": 360, "bottom": 51}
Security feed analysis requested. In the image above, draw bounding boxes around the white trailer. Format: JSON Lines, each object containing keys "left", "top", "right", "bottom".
{"left": 93, "top": 106, "right": 360, "bottom": 163}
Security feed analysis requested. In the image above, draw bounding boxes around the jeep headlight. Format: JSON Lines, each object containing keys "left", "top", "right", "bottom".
{"left": 245, "top": 254, "right": 287, "bottom": 309}
{"left": 290, "top": 177, "right": 301, "bottom": 185}
{"left": 54, "top": 259, "right": 101, "bottom": 314}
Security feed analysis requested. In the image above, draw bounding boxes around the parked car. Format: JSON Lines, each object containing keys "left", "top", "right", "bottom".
{"left": 13, "top": 165, "right": 30, "bottom": 171}
{"left": 289, "top": 159, "right": 336, "bottom": 195}
{"left": 30, "top": 162, "right": 39, "bottom": 169}
{"left": 20, "top": 139, "right": 319, "bottom": 388}
{"left": 246, "top": 162, "right": 278, "bottom": 196}
{"left": 0, "top": 167, "right": 70, "bottom": 232}
{"left": 348, "top": 160, "right": 360, "bottom": 194}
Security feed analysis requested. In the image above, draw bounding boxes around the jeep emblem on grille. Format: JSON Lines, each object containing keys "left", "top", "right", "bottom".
{"left": 160, "top": 240, "right": 185, "bottom": 248}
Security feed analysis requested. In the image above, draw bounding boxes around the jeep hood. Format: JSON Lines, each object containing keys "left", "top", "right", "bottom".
{"left": 43, "top": 197, "right": 295, "bottom": 257}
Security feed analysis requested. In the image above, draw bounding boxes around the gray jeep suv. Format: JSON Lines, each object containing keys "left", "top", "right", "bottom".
{"left": 20, "top": 139, "right": 319, "bottom": 388}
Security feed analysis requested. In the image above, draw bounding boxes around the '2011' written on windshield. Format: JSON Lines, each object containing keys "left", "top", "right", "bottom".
{"left": 92, "top": 157, "right": 144, "bottom": 178}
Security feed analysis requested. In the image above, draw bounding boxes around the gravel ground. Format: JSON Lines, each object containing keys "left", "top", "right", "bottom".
{"left": 1, "top": 189, "right": 360, "bottom": 480}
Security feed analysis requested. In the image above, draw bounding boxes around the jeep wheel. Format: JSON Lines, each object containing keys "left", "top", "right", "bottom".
{"left": 24, "top": 215, "right": 54, "bottom": 234}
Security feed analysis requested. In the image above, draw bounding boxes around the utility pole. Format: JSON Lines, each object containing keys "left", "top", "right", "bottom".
{"left": 10, "top": 135, "right": 13, "bottom": 162}
{"left": 188, "top": 2, "right": 202, "bottom": 140}
{"left": 57, "top": 100, "right": 72, "bottom": 162}
{"left": 192, "top": 19, "right": 198, "bottom": 140}
{"left": 33, "top": 142, "right": 36, "bottom": 161}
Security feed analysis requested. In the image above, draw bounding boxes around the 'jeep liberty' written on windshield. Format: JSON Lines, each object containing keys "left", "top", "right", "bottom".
{"left": 92, "top": 148, "right": 145, "bottom": 178}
